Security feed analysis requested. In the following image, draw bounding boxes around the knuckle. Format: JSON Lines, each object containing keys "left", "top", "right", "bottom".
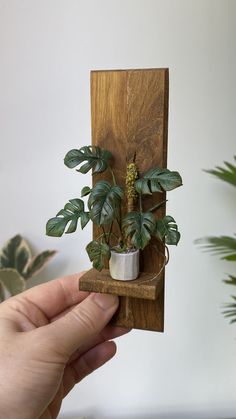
{"left": 70, "top": 306, "right": 97, "bottom": 333}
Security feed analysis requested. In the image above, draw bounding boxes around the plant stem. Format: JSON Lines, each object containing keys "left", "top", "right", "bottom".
{"left": 101, "top": 226, "right": 108, "bottom": 244}
{"left": 148, "top": 199, "right": 167, "bottom": 213}
{"left": 139, "top": 193, "right": 143, "bottom": 213}
{"left": 107, "top": 221, "right": 113, "bottom": 245}
{"left": 116, "top": 216, "right": 122, "bottom": 235}
{"left": 111, "top": 231, "right": 120, "bottom": 241}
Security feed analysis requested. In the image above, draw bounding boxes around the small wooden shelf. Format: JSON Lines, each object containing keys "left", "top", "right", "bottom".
{"left": 85, "top": 68, "right": 168, "bottom": 331}
{"left": 79, "top": 269, "right": 164, "bottom": 300}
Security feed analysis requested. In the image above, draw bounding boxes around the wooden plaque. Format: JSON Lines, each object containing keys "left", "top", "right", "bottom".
{"left": 80, "top": 68, "right": 169, "bottom": 331}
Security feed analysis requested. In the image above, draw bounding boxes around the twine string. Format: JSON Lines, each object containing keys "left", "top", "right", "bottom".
{"left": 137, "top": 244, "right": 169, "bottom": 284}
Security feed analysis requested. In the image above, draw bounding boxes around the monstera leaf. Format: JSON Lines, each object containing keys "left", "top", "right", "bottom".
{"left": 86, "top": 240, "right": 111, "bottom": 271}
{"left": 88, "top": 181, "right": 123, "bottom": 225}
{"left": 64, "top": 146, "right": 112, "bottom": 174}
{"left": 155, "top": 215, "right": 180, "bottom": 245}
{"left": 135, "top": 167, "right": 182, "bottom": 194}
{"left": 46, "top": 198, "right": 90, "bottom": 237}
{"left": 81, "top": 186, "right": 91, "bottom": 197}
{"left": 122, "top": 211, "right": 156, "bottom": 249}
{"left": 0, "top": 269, "right": 26, "bottom": 298}
{"left": 0, "top": 235, "right": 31, "bottom": 276}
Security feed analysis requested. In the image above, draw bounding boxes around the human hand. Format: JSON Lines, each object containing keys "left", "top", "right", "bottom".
{"left": 0, "top": 272, "right": 128, "bottom": 419}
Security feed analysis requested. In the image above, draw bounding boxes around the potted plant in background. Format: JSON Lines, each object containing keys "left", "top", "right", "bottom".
{"left": 46, "top": 145, "right": 182, "bottom": 280}
{"left": 0, "top": 234, "right": 56, "bottom": 301}
{"left": 196, "top": 156, "right": 236, "bottom": 323}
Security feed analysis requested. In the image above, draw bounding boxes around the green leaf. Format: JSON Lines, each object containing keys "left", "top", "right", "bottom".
{"left": 64, "top": 146, "right": 112, "bottom": 174}
{"left": 204, "top": 156, "right": 236, "bottom": 188}
{"left": 223, "top": 275, "right": 236, "bottom": 286}
{"left": 195, "top": 235, "right": 236, "bottom": 261}
{"left": 135, "top": 167, "right": 182, "bottom": 195}
{"left": 86, "top": 240, "right": 111, "bottom": 271}
{"left": 81, "top": 186, "right": 91, "bottom": 197}
{"left": 155, "top": 215, "right": 180, "bottom": 245}
{"left": 24, "top": 250, "right": 57, "bottom": 280}
{"left": 80, "top": 212, "right": 90, "bottom": 229}
{"left": 46, "top": 217, "right": 68, "bottom": 237}
{"left": 88, "top": 181, "right": 123, "bottom": 225}
{"left": 0, "top": 235, "right": 31, "bottom": 275}
{"left": 0, "top": 269, "right": 26, "bottom": 296}
{"left": 222, "top": 296, "right": 236, "bottom": 323}
{"left": 122, "top": 211, "right": 156, "bottom": 249}
{"left": 46, "top": 198, "right": 89, "bottom": 237}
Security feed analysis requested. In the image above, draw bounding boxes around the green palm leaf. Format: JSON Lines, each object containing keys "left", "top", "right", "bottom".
{"left": 46, "top": 198, "right": 90, "bottom": 237}
{"left": 223, "top": 296, "right": 236, "bottom": 323}
{"left": 88, "top": 181, "right": 123, "bottom": 226}
{"left": 155, "top": 215, "right": 180, "bottom": 245}
{"left": 205, "top": 156, "right": 236, "bottom": 187}
{"left": 223, "top": 275, "right": 236, "bottom": 285}
{"left": 135, "top": 167, "right": 182, "bottom": 195}
{"left": 86, "top": 240, "right": 111, "bottom": 271}
{"left": 195, "top": 235, "right": 236, "bottom": 261}
{"left": 64, "top": 145, "right": 112, "bottom": 174}
{"left": 122, "top": 211, "right": 156, "bottom": 249}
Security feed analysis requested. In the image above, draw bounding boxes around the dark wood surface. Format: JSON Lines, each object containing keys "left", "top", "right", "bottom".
{"left": 79, "top": 269, "right": 164, "bottom": 300}
{"left": 80, "top": 68, "right": 168, "bottom": 332}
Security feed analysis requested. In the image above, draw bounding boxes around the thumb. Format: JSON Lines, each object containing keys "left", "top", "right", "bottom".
{"left": 42, "top": 293, "right": 119, "bottom": 357}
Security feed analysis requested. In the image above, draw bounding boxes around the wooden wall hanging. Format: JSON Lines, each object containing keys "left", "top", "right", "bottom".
{"left": 79, "top": 68, "right": 169, "bottom": 332}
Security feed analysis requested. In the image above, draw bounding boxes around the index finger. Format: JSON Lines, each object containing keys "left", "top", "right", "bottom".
{"left": 15, "top": 272, "right": 89, "bottom": 319}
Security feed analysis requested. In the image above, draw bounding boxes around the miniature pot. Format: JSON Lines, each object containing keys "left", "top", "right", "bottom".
{"left": 109, "top": 249, "right": 139, "bottom": 281}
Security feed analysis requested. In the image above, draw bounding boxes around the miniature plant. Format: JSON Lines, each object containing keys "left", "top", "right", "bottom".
{"left": 196, "top": 156, "right": 236, "bottom": 323}
{"left": 46, "top": 145, "right": 182, "bottom": 271}
{"left": 0, "top": 234, "right": 56, "bottom": 301}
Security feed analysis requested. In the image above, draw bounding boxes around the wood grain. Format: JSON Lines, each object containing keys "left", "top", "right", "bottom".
{"left": 80, "top": 68, "right": 168, "bottom": 332}
{"left": 79, "top": 269, "right": 164, "bottom": 300}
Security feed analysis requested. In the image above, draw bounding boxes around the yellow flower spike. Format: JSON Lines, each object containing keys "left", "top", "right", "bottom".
{"left": 126, "top": 162, "right": 138, "bottom": 212}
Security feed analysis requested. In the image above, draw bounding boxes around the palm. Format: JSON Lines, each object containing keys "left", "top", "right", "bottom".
{"left": 0, "top": 273, "right": 127, "bottom": 419}
{"left": 196, "top": 156, "right": 236, "bottom": 323}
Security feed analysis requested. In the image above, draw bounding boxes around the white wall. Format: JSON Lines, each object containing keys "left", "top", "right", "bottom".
{"left": 0, "top": 1, "right": 236, "bottom": 418}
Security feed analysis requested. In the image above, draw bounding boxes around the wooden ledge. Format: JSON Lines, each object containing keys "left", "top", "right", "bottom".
{"left": 79, "top": 269, "right": 164, "bottom": 300}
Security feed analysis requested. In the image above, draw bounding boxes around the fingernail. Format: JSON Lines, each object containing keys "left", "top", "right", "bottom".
{"left": 92, "top": 293, "right": 119, "bottom": 310}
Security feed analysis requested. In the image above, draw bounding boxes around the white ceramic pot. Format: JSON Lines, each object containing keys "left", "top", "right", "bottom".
{"left": 109, "top": 249, "right": 139, "bottom": 281}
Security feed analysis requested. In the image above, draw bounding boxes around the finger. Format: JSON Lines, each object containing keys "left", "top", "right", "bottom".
{"left": 68, "top": 325, "right": 130, "bottom": 363}
{"left": 63, "top": 341, "right": 117, "bottom": 397}
{"left": 14, "top": 272, "right": 89, "bottom": 319}
{"left": 40, "top": 293, "right": 119, "bottom": 357}
{"left": 50, "top": 306, "right": 129, "bottom": 362}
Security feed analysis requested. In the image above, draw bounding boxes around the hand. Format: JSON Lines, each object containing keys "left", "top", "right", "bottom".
{"left": 0, "top": 272, "right": 128, "bottom": 419}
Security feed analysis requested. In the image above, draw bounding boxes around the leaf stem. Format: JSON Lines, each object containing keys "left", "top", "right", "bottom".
{"left": 148, "top": 199, "right": 167, "bottom": 213}
{"left": 109, "top": 166, "right": 117, "bottom": 185}
{"left": 139, "top": 193, "right": 143, "bottom": 213}
{"left": 107, "top": 222, "right": 113, "bottom": 245}
{"left": 101, "top": 226, "right": 108, "bottom": 244}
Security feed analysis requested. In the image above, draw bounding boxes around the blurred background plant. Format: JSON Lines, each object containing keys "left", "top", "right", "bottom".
{"left": 0, "top": 234, "right": 56, "bottom": 301}
{"left": 196, "top": 156, "right": 236, "bottom": 323}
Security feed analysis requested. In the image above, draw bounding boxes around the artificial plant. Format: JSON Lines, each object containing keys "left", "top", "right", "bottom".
{"left": 196, "top": 156, "right": 236, "bottom": 323}
{"left": 0, "top": 234, "right": 56, "bottom": 301}
{"left": 46, "top": 145, "right": 182, "bottom": 271}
